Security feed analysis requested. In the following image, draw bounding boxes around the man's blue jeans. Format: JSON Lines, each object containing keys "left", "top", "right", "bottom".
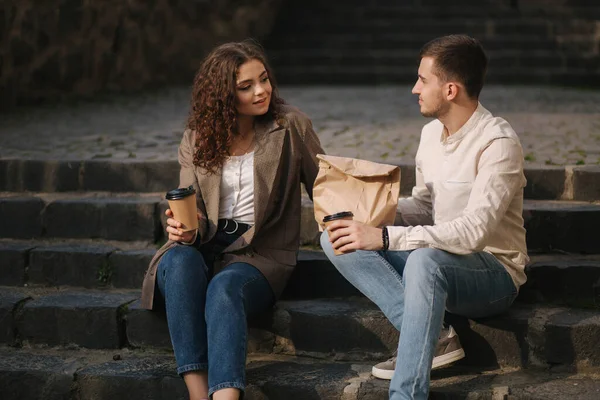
{"left": 156, "top": 244, "right": 274, "bottom": 397}
{"left": 320, "top": 231, "right": 518, "bottom": 400}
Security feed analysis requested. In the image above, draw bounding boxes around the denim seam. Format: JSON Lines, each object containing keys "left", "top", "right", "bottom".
{"left": 208, "top": 381, "right": 245, "bottom": 397}
{"left": 489, "top": 291, "right": 518, "bottom": 304}
{"left": 373, "top": 251, "right": 405, "bottom": 287}
{"left": 436, "top": 263, "right": 507, "bottom": 273}
{"left": 232, "top": 272, "right": 263, "bottom": 390}
{"left": 437, "top": 252, "right": 510, "bottom": 274}
{"left": 177, "top": 363, "right": 208, "bottom": 375}
{"left": 436, "top": 263, "right": 518, "bottom": 301}
{"left": 410, "top": 264, "right": 441, "bottom": 399}
{"left": 239, "top": 273, "right": 265, "bottom": 312}
{"left": 239, "top": 274, "right": 263, "bottom": 292}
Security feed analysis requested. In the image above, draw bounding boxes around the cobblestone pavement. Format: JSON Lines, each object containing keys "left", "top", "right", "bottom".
{"left": 1, "top": 85, "right": 599, "bottom": 166}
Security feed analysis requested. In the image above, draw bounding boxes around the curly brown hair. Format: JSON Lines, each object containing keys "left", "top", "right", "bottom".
{"left": 187, "top": 40, "right": 284, "bottom": 173}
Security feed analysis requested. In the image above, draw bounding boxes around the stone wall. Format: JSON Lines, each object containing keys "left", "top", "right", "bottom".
{"left": 263, "top": 0, "right": 600, "bottom": 85}
{"left": 0, "top": 0, "right": 281, "bottom": 108}
{"left": 514, "top": 0, "right": 600, "bottom": 56}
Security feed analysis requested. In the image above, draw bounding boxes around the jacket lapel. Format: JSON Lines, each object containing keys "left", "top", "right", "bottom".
{"left": 195, "top": 167, "right": 222, "bottom": 241}
{"left": 225, "top": 118, "right": 285, "bottom": 251}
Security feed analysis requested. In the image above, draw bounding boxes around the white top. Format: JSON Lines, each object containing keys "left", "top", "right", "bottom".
{"left": 389, "top": 103, "right": 529, "bottom": 290}
{"left": 218, "top": 151, "right": 255, "bottom": 224}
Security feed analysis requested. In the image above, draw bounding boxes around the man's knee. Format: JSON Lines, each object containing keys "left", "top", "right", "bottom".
{"left": 404, "top": 248, "right": 444, "bottom": 282}
{"left": 319, "top": 231, "right": 335, "bottom": 256}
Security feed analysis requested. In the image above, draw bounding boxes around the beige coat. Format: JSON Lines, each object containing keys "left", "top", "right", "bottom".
{"left": 141, "top": 106, "right": 324, "bottom": 309}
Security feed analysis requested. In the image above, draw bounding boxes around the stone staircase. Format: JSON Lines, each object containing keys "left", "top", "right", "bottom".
{"left": 262, "top": 0, "right": 600, "bottom": 85}
{"left": 1, "top": 158, "right": 600, "bottom": 399}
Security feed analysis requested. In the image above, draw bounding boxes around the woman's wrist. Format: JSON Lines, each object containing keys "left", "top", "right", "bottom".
{"left": 179, "top": 229, "right": 199, "bottom": 246}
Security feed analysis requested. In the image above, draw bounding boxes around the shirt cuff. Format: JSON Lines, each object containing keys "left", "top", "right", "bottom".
{"left": 387, "top": 225, "right": 408, "bottom": 251}
{"left": 179, "top": 229, "right": 198, "bottom": 246}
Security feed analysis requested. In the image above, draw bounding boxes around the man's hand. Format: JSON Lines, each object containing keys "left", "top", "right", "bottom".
{"left": 327, "top": 219, "right": 383, "bottom": 253}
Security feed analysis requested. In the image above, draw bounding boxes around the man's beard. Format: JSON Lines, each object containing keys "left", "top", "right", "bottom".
{"left": 421, "top": 97, "right": 449, "bottom": 119}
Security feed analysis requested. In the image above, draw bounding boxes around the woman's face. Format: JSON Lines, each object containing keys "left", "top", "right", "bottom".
{"left": 235, "top": 59, "right": 272, "bottom": 118}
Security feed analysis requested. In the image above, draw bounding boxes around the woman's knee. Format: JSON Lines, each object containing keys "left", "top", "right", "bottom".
{"left": 207, "top": 268, "right": 238, "bottom": 295}
{"left": 205, "top": 265, "right": 272, "bottom": 318}
{"left": 206, "top": 268, "right": 249, "bottom": 310}
{"left": 159, "top": 245, "right": 207, "bottom": 282}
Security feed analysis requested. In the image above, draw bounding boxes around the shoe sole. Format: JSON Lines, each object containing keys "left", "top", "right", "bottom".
{"left": 432, "top": 348, "right": 466, "bottom": 370}
{"left": 371, "top": 349, "right": 466, "bottom": 380}
{"left": 371, "top": 365, "right": 395, "bottom": 380}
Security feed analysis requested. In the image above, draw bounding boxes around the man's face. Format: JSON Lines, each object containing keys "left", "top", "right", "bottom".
{"left": 412, "top": 56, "right": 449, "bottom": 118}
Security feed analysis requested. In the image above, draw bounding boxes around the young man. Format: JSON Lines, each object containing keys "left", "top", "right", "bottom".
{"left": 320, "top": 35, "right": 528, "bottom": 400}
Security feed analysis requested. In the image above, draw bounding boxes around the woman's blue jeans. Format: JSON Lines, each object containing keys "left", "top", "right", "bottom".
{"left": 320, "top": 231, "right": 518, "bottom": 400}
{"left": 155, "top": 240, "right": 274, "bottom": 397}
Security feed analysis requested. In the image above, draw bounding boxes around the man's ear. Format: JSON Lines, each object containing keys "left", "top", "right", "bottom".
{"left": 446, "top": 82, "right": 459, "bottom": 101}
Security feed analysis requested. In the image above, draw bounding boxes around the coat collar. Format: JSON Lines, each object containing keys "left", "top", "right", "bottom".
{"left": 194, "top": 116, "right": 285, "bottom": 248}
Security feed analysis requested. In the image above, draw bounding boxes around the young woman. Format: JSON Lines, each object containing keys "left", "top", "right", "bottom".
{"left": 140, "top": 40, "right": 324, "bottom": 400}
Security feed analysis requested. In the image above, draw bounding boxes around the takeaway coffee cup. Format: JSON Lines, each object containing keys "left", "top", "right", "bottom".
{"left": 323, "top": 211, "right": 354, "bottom": 256}
{"left": 165, "top": 185, "right": 199, "bottom": 232}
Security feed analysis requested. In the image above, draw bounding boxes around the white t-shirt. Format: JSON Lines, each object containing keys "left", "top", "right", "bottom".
{"left": 218, "top": 151, "right": 255, "bottom": 224}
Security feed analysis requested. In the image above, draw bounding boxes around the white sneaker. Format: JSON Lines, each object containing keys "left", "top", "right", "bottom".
{"left": 371, "top": 326, "right": 466, "bottom": 380}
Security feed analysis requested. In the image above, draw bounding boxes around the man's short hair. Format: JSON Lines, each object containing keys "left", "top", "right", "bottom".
{"left": 420, "top": 35, "right": 488, "bottom": 99}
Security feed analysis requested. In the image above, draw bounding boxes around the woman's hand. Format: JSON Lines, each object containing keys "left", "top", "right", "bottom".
{"left": 165, "top": 209, "right": 202, "bottom": 244}
{"left": 327, "top": 220, "right": 383, "bottom": 253}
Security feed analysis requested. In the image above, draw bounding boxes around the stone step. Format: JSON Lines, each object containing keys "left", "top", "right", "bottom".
{"left": 2, "top": 240, "right": 599, "bottom": 308}
{"left": 277, "top": 0, "right": 600, "bottom": 15}
{"left": 519, "top": 254, "right": 600, "bottom": 309}
{"left": 127, "top": 298, "right": 600, "bottom": 369}
{"left": 2, "top": 159, "right": 599, "bottom": 201}
{"left": 0, "top": 239, "right": 157, "bottom": 289}
{"left": 0, "top": 192, "right": 164, "bottom": 241}
{"left": 2, "top": 288, "right": 600, "bottom": 369}
{"left": 271, "top": 1, "right": 600, "bottom": 24}
{"left": 265, "top": 35, "right": 559, "bottom": 52}
{"left": 0, "top": 241, "right": 362, "bottom": 297}
{"left": 275, "top": 3, "right": 521, "bottom": 19}
{"left": 523, "top": 200, "right": 600, "bottom": 254}
{"left": 0, "top": 159, "right": 180, "bottom": 193}
{"left": 3, "top": 348, "right": 600, "bottom": 400}
{"left": 270, "top": 65, "right": 597, "bottom": 86}
{"left": 263, "top": 0, "right": 600, "bottom": 85}
{"left": 288, "top": 7, "right": 518, "bottom": 20}
{"left": 1, "top": 194, "right": 599, "bottom": 252}
{"left": 270, "top": 18, "right": 553, "bottom": 37}
{"left": 268, "top": 51, "right": 591, "bottom": 77}
{"left": 0, "top": 288, "right": 139, "bottom": 349}
{"left": 288, "top": 252, "right": 600, "bottom": 309}
{"left": 268, "top": 49, "right": 565, "bottom": 65}
{"left": 131, "top": 297, "right": 398, "bottom": 361}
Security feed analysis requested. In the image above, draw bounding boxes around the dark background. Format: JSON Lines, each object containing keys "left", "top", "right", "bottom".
{"left": 1, "top": 0, "right": 599, "bottom": 109}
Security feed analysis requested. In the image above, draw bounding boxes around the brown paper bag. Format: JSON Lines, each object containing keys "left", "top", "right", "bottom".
{"left": 313, "top": 154, "right": 401, "bottom": 230}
